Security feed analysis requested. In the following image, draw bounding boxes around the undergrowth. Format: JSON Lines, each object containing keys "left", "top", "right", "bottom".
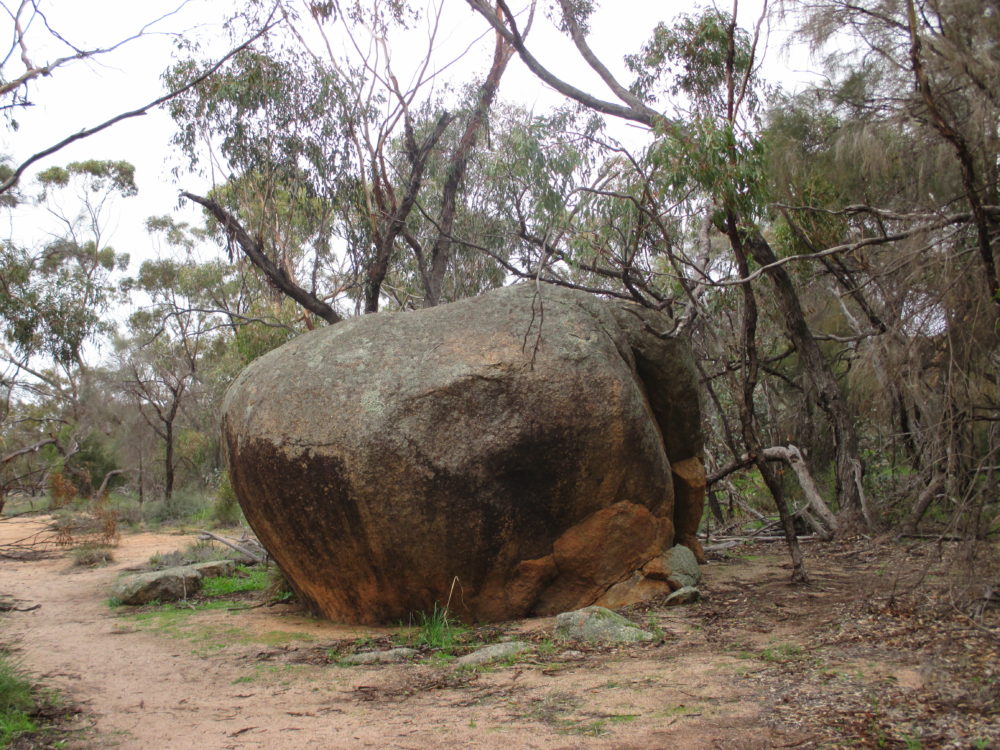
{"left": 409, "top": 603, "right": 469, "bottom": 653}
{"left": 0, "top": 650, "right": 37, "bottom": 746}
{"left": 201, "top": 566, "right": 268, "bottom": 597}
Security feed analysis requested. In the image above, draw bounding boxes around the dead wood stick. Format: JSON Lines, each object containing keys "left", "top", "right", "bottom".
{"left": 196, "top": 530, "right": 266, "bottom": 564}
{"left": 710, "top": 534, "right": 820, "bottom": 543}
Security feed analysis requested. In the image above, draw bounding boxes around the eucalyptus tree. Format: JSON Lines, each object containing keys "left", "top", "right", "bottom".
{"left": 0, "top": 1, "right": 277, "bottom": 196}
{"left": 172, "top": 0, "right": 515, "bottom": 319}
{"left": 769, "top": 0, "right": 1000, "bottom": 535}
{"left": 0, "top": 160, "right": 133, "bottom": 507}
{"left": 117, "top": 257, "right": 234, "bottom": 502}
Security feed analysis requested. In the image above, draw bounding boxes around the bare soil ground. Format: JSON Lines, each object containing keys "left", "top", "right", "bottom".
{"left": 1, "top": 515, "right": 997, "bottom": 749}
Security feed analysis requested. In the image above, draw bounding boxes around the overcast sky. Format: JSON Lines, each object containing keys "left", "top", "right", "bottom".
{"left": 3, "top": 0, "right": 817, "bottom": 278}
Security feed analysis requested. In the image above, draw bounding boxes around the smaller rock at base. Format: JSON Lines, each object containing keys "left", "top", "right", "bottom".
{"left": 554, "top": 606, "right": 654, "bottom": 643}
{"left": 189, "top": 560, "right": 238, "bottom": 578}
{"left": 455, "top": 641, "right": 529, "bottom": 667}
{"left": 110, "top": 566, "right": 203, "bottom": 605}
{"left": 665, "top": 545, "right": 702, "bottom": 589}
{"left": 340, "top": 648, "right": 418, "bottom": 665}
{"left": 664, "top": 586, "right": 700, "bottom": 605}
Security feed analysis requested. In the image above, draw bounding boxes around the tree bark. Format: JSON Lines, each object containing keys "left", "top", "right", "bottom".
{"left": 424, "top": 29, "right": 513, "bottom": 306}
{"left": 900, "top": 473, "right": 944, "bottom": 537}
{"left": 760, "top": 445, "right": 838, "bottom": 538}
{"left": 164, "top": 420, "right": 174, "bottom": 503}
{"left": 727, "top": 215, "right": 807, "bottom": 582}
{"left": 743, "top": 230, "right": 874, "bottom": 533}
{"left": 363, "top": 112, "right": 453, "bottom": 313}
{"left": 182, "top": 192, "right": 343, "bottom": 325}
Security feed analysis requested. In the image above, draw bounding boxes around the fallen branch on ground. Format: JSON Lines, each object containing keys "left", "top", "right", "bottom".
{"left": 196, "top": 530, "right": 267, "bottom": 564}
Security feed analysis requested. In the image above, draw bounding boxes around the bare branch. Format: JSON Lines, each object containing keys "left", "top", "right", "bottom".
{"left": 466, "top": 0, "right": 665, "bottom": 128}
{"left": 0, "top": 17, "right": 280, "bottom": 195}
{"left": 181, "top": 192, "right": 343, "bottom": 324}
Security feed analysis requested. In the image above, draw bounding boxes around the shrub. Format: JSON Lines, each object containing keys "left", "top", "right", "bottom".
{"left": 47, "top": 471, "right": 76, "bottom": 510}
{"left": 264, "top": 566, "right": 296, "bottom": 604}
{"left": 144, "top": 490, "right": 211, "bottom": 525}
{"left": 71, "top": 544, "right": 115, "bottom": 567}
{"left": 211, "top": 471, "right": 242, "bottom": 526}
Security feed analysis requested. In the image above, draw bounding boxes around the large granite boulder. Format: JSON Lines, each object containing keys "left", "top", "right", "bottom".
{"left": 222, "top": 284, "right": 704, "bottom": 624}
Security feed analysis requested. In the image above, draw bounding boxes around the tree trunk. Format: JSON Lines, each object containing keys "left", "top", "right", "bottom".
{"left": 727, "top": 215, "right": 807, "bottom": 582}
{"left": 164, "top": 421, "right": 174, "bottom": 502}
{"left": 743, "top": 231, "right": 874, "bottom": 533}
{"left": 761, "top": 445, "right": 838, "bottom": 538}
{"left": 900, "top": 474, "right": 944, "bottom": 536}
{"left": 424, "top": 30, "right": 513, "bottom": 306}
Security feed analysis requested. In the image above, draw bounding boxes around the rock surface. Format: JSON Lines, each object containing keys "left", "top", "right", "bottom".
{"left": 554, "top": 606, "right": 654, "bottom": 643}
{"left": 223, "top": 283, "right": 703, "bottom": 624}
{"left": 454, "top": 641, "right": 529, "bottom": 666}
{"left": 340, "top": 648, "right": 418, "bottom": 665}
{"left": 594, "top": 543, "right": 704, "bottom": 608}
{"left": 189, "top": 560, "right": 238, "bottom": 578}
{"left": 111, "top": 566, "right": 204, "bottom": 605}
{"left": 665, "top": 586, "right": 701, "bottom": 606}
{"left": 663, "top": 545, "right": 702, "bottom": 590}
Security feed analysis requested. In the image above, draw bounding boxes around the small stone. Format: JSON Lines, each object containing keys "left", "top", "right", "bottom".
{"left": 189, "top": 560, "right": 238, "bottom": 578}
{"left": 664, "top": 586, "right": 701, "bottom": 606}
{"left": 340, "top": 648, "right": 418, "bottom": 665}
{"left": 111, "top": 566, "right": 203, "bottom": 605}
{"left": 665, "top": 545, "right": 702, "bottom": 589}
{"left": 554, "top": 606, "right": 654, "bottom": 643}
{"left": 454, "top": 641, "right": 529, "bottom": 666}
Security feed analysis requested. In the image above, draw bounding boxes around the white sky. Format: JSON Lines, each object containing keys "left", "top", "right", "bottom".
{"left": 2, "top": 0, "right": 819, "bottom": 277}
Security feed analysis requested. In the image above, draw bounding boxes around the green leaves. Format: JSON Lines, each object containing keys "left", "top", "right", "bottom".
{"left": 37, "top": 160, "right": 137, "bottom": 199}
{"left": 0, "top": 239, "right": 123, "bottom": 365}
{"left": 649, "top": 116, "right": 769, "bottom": 222}
{"left": 626, "top": 10, "right": 761, "bottom": 116}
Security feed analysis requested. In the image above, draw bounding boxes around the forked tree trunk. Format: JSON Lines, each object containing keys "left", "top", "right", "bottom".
{"left": 744, "top": 231, "right": 874, "bottom": 533}
{"left": 728, "top": 216, "right": 807, "bottom": 582}
{"left": 761, "top": 445, "right": 838, "bottom": 538}
{"left": 900, "top": 474, "right": 944, "bottom": 536}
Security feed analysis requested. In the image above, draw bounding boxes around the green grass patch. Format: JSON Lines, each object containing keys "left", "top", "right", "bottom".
{"left": 117, "top": 601, "right": 316, "bottom": 653}
{"left": 609, "top": 713, "right": 639, "bottom": 723}
{"left": 0, "top": 651, "right": 38, "bottom": 746}
{"left": 408, "top": 603, "right": 469, "bottom": 654}
{"left": 201, "top": 566, "right": 268, "bottom": 597}
{"left": 758, "top": 642, "right": 806, "bottom": 662}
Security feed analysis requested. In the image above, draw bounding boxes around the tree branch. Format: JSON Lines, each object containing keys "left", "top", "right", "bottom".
{"left": 466, "top": 0, "right": 664, "bottom": 128}
{"left": 0, "top": 17, "right": 279, "bottom": 194}
{"left": 180, "top": 192, "right": 343, "bottom": 324}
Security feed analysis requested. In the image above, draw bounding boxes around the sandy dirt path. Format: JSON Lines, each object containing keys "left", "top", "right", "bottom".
{"left": 2, "top": 515, "right": 922, "bottom": 750}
